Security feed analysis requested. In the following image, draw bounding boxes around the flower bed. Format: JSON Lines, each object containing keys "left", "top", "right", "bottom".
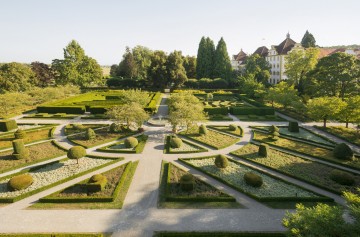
{"left": 179, "top": 156, "right": 332, "bottom": 205}
{"left": 315, "top": 125, "right": 360, "bottom": 147}
{"left": 231, "top": 144, "right": 360, "bottom": 194}
{"left": 96, "top": 135, "right": 148, "bottom": 154}
{"left": 164, "top": 136, "right": 207, "bottom": 154}
{"left": 208, "top": 126, "right": 243, "bottom": 137}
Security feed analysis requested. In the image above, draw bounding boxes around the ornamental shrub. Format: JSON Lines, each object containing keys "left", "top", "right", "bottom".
{"left": 258, "top": 143, "right": 269, "bottom": 157}
{"left": 72, "top": 124, "right": 85, "bottom": 131}
{"left": 180, "top": 174, "right": 195, "bottom": 192}
{"left": 84, "top": 128, "right": 96, "bottom": 140}
{"left": 67, "top": 146, "right": 86, "bottom": 164}
{"left": 333, "top": 143, "right": 354, "bottom": 161}
{"left": 14, "top": 129, "right": 26, "bottom": 139}
{"left": 215, "top": 155, "right": 229, "bottom": 169}
{"left": 8, "top": 174, "right": 33, "bottom": 191}
{"left": 199, "top": 124, "right": 208, "bottom": 135}
{"left": 0, "top": 120, "right": 18, "bottom": 132}
{"left": 124, "top": 137, "right": 138, "bottom": 148}
{"left": 109, "top": 123, "right": 117, "bottom": 133}
{"left": 288, "top": 121, "right": 299, "bottom": 133}
{"left": 330, "top": 170, "right": 355, "bottom": 186}
{"left": 87, "top": 174, "right": 108, "bottom": 192}
{"left": 244, "top": 172, "right": 263, "bottom": 187}
{"left": 229, "top": 124, "right": 237, "bottom": 131}
{"left": 12, "top": 139, "right": 29, "bottom": 160}
{"left": 170, "top": 137, "right": 183, "bottom": 148}
{"left": 269, "top": 125, "right": 280, "bottom": 140}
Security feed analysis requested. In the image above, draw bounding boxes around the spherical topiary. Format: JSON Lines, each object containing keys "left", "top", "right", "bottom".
{"left": 67, "top": 146, "right": 86, "bottom": 164}
{"left": 14, "top": 129, "right": 26, "bottom": 139}
{"left": 84, "top": 128, "right": 96, "bottom": 140}
{"left": 12, "top": 139, "right": 29, "bottom": 160}
{"left": 288, "top": 121, "right": 299, "bottom": 133}
{"left": 124, "top": 137, "right": 138, "bottom": 148}
{"left": 229, "top": 124, "right": 237, "bottom": 131}
{"left": 330, "top": 170, "right": 355, "bottom": 186}
{"left": 180, "top": 174, "right": 195, "bottom": 192}
{"left": 170, "top": 137, "right": 183, "bottom": 148}
{"left": 8, "top": 174, "right": 33, "bottom": 191}
{"left": 258, "top": 143, "right": 269, "bottom": 157}
{"left": 333, "top": 143, "right": 354, "bottom": 161}
{"left": 244, "top": 172, "right": 263, "bottom": 187}
{"left": 215, "top": 155, "right": 229, "bottom": 169}
{"left": 109, "top": 123, "right": 117, "bottom": 133}
{"left": 199, "top": 124, "right": 208, "bottom": 135}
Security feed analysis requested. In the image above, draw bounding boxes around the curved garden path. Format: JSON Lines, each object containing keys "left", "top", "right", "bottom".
{"left": 0, "top": 94, "right": 358, "bottom": 236}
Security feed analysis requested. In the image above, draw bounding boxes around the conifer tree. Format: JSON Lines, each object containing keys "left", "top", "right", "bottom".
{"left": 196, "top": 37, "right": 215, "bottom": 79}
{"left": 213, "top": 37, "right": 232, "bottom": 80}
{"left": 301, "top": 30, "right": 316, "bottom": 48}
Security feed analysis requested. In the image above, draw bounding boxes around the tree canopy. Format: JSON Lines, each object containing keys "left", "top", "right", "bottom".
{"left": 307, "top": 96, "right": 345, "bottom": 127}
{"left": 213, "top": 37, "right": 232, "bottom": 81}
{"left": 301, "top": 30, "right": 316, "bottom": 48}
{"left": 0, "top": 62, "right": 36, "bottom": 92}
{"left": 243, "top": 54, "right": 271, "bottom": 84}
{"left": 30, "top": 62, "right": 54, "bottom": 87}
{"left": 196, "top": 37, "right": 215, "bottom": 79}
{"left": 166, "top": 50, "right": 188, "bottom": 88}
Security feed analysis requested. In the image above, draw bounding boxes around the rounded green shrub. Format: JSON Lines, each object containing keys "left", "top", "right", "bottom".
{"left": 12, "top": 139, "right": 29, "bottom": 160}
{"left": 333, "top": 143, "right": 354, "bottom": 161}
{"left": 73, "top": 124, "right": 85, "bottom": 131}
{"left": 258, "top": 143, "right": 269, "bottom": 157}
{"left": 180, "top": 174, "right": 195, "bottom": 192}
{"left": 90, "top": 174, "right": 105, "bottom": 183}
{"left": 288, "top": 121, "right": 299, "bottom": 133}
{"left": 109, "top": 123, "right": 117, "bottom": 133}
{"left": 8, "top": 174, "right": 33, "bottom": 191}
{"left": 215, "top": 155, "right": 229, "bottom": 169}
{"left": 67, "top": 146, "right": 86, "bottom": 164}
{"left": 330, "top": 170, "right": 355, "bottom": 186}
{"left": 229, "top": 124, "right": 237, "bottom": 131}
{"left": 244, "top": 172, "right": 263, "bottom": 187}
{"left": 84, "top": 128, "right": 96, "bottom": 140}
{"left": 87, "top": 174, "right": 107, "bottom": 192}
{"left": 170, "top": 137, "right": 183, "bottom": 148}
{"left": 199, "top": 124, "right": 208, "bottom": 135}
{"left": 14, "top": 129, "right": 26, "bottom": 139}
{"left": 124, "top": 137, "right": 138, "bottom": 148}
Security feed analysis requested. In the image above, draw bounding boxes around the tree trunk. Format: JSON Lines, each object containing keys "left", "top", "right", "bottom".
{"left": 346, "top": 122, "right": 349, "bottom": 128}
{"left": 323, "top": 118, "right": 327, "bottom": 128}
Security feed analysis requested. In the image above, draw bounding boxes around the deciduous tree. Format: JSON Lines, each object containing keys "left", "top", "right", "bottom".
{"left": 106, "top": 102, "right": 149, "bottom": 129}
{"left": 0, "top": 63, "right": 35, "bottom": 92}
{"left": 167, "top": 51, "right": 188, "bottom": 88}
{"left": 338, "top": 95, "right": 360, "bottom": 128}
{"left": 148, "top": 50, "right": 169, "bottom": 88}
{"left": 244, "top": 54, "right": 271, "bottom": 84}
{"left": 30, "top": 62, "right": 54, "bottom": 87}
{"left": 307, "top": 96, "right": 345, "bottom": 127}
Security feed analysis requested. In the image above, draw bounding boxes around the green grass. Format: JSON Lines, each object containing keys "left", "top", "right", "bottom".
{"left": 253, "top": 131, "right": 360, "bottom": 170}
{"left": 315, "top": 126, "right": 360, "bottom": 146}
{"left": 96, "top": 134, "right": 148, "bottom": 153}
{"left": 208, "top": 126, "right": 243, "bottom": 137}
{"left": 231, "top": 143, "right": 360, "bottom": 195}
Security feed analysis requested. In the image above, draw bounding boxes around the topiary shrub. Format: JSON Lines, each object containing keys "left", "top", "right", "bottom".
{"left": 14, "top": 129, "right": 26, "bottom": 139}
{"left": 84, "top": 128, "right": 96, "bottom": 140}
{"left": 180, "top": 174, "right": 195, "bottom": 192}
{"left": 8, "top": 174, "right": 33, "bottom": 191}
{"left": 229, "top": 124, "right": 237, "bottom": 131}
{"left": 258, "top": 143, "right": 269, "bottom": 157}
{"left": 67, "top": 146, "right": 86, "bottom": 164}
{"left": 288, "top": 121, "right": 299, "bottom": 133}
{"left": 269, "top": 125, "right": 280, "bottom": 140}
{"left": 199, "top": 124, "right": 208, "bottom": 135}
{"left": 12, "top": 139, "right": 29, "bottom": 160}
{"left": 0, "top": 120, "right": 18, "bottom": 132}
{"left": 330, "top": 170, "right": 355, "bottom": 186}
{"left": 124, "top": 137, "right": 138, "bottom": 148}
{"left": 72, "top": 124, "right": 85, "bottom": 131}
{"left": 333, "top": 143, "right": 354, "bottom": 161}
{"left": 215, "top": 155, "right": 229, "bottom": 169}
{"left": 87, "top": 174, "right": 108, "bottom": 192}
{"left": 170, "top": 137, "right": 183, "bottom": 148}
{"left": 244, "top": 172, "right": 263, "bottom": 187}
{"left": 109, "top": 123, "right": 117, "bottom": 133}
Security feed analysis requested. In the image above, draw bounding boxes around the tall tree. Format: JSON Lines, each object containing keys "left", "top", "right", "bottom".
{"left": 148, "top": 50, "right": 169, "bottom": 88}
{"left": 338, "top": 95, "right": 360, "bottom": 128}
{"left": 167, "top": 51, "right": 188, "bottom": 88}
{"left": 52, "top": 40, "right": 103, "bottom": 87}
{"left": 118, "top": 47, "right": 138, "bottom": 79}
{"left": 265, "top": 82, "right": 301, "bottom": 109}
{"left": 196, "top": 37, "right": 215, "bottom": 79}
{"left": 307, "top": 96, "right": 345, "bottom": 127}
{"left": 213, "top": 37, "right": 232, "bottom": 80}
{"left": 244, "top": 54, "right": 271, "bottom": 84}
{"left": 183, "top": 55, "right": 196, "bottom": 78}
{"left": 106, "top": 102, "right": 149, "bottom": 129}
{"left": 30, "top": 62, "right": 54, "bottom": 87}
{"left": 238, "top": 74, "right": 266, "bottom": 99}
{"left": 109, "top": 64, "right": 119, "bottom": 77}
{"left": 301, "top": 30, "right": 316, "bottom": 48}
{"left": 131, "top": 45, "right": 153, "bottom": 80}
{"left": 0, "top": 62, "right": 35, "bottom": 92}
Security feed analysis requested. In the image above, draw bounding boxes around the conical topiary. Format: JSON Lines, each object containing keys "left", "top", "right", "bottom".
{"left": 258, "top": 143, "right": 269, "bottom": 157}
{"left": 199, "top": 124, "right": 208, "bottom": 135}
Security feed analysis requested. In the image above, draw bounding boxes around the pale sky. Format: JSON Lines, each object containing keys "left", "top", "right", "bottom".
{"left": 0, "top": 0, "right": 359, "bottom": 65}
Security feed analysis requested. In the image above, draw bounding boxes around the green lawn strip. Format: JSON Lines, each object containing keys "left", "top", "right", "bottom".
{"left": 230, "top": 143, "right": 360, "bottom": 195}
{"left": 179, "top": 156, "right": 332, "bottom": 208}
{"left": 164, "top": 135, "right": 208, "bottom": 154}
{"left": 64, "top": 124, "right": 110, "bottom": 136}
{"left": 208, "top": 125, "right": 244, "bottom": 137}
{"left": 179, "top": 128, "right": 240, "bottom": 150}
{"left": 236, "top": 115, "right": 285, "bottom": 121}
{"left": 0, "top": 140, "right": 67, "bottom": 175}
{"left": 96, "top": 134, "right": 148, "bottom": 154}
{"left": 0, "top": 156, "right": 121, "bottom": 203}
{"left": 0, "top": 233, "right": 109, "bottom": 237}
{"left": 252, "top": 130, "right": 360, "bottom": 171}
{"left": 30, "top": 161, "right": 138, "bottom": 209}
{"left": 67, "top": 127, "right": 138, "bottom": 148}
{"left": 250, "top": 126, "right": 335, "bottom": 147}
{"left": 38, "top": 161, "right": 131, "bottom": 203}
{"left": 153, "top": 232, "right": 286, "bottom": 237}
{"left": 315, "top": 125, "right": 360, "bottom": 147}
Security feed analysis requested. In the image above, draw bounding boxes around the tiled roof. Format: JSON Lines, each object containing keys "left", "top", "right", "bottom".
{"left": 253, "top": 46, "right": 269, "bottom": 57}
{"left": 275, "top": 37, "right": 297, "bottom": 55}
{"left": 234, "top": 49, "right": 247, "bottom": 61}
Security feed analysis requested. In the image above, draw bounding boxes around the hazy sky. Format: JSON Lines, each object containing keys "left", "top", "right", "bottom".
{"left": 1, "top": 0, "right": 359, "bottom": 65}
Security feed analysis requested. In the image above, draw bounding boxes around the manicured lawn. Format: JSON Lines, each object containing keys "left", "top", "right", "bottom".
{"left": 64, "top": 124, "right": 109, "bottom": 136}
{"left": 208, "top": 126, "right": 243, "bottom": 137}
{"left": 0, "top": 141, "right": 66, "bottom": 174}
{"left": 164, "top": 136, "right": 207, "bottom": 154}
{"left": 180, "top": 127, "right": 240, "bottom": 150}
{"left": 316, "top": 126, "right": 360, "bottom": 146}
{"left": 158, "top": 162, "right": 240, "bottom": 208}
{"left": 231, "top": 144, "right": 360, "bottom": 194}
{"left": 96, "top": 135, "right": 148, "bottom": 153}
{"left": 253, "top": 131, "right": 360, "bottom": 170}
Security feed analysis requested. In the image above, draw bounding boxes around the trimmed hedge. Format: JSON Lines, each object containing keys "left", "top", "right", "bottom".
{"left": 258, "top": 144, "right": 269, "bottom": 157}
{"left": 170, "top": 137, "right": 183, "bottom": 148}
{"left": 288, "top": 121, "right": 299, "bottom": 133}
{"left": 199, "top": 124, "right": 208, "bottom": 135}
{"left": 204, "top": 107, "right": 229, "bottom": 115}
{"left": 8, "top": 174, "right": 33, "bottom": 191}
{"left": 164, "top": 135, "right": 208, "bottom": 154}
{"left": 144, "top": 92, "right": 162, "bottom": 114}
{"left": 0, "top": 120, "right": 17, "bottom": 132}
{"left": 330, "top": 170, "right": 355, "bottom": 186}
{"left": 180, "top": 174, "right": 195, "bottom": 191}
{"left": 244, "top": 172, "right": 263, "bottom": 187}
{"left": 14, "top": 129, "right": 26, "bottom": 139}
{"left": 229, "top": 107, "right": 274, "bottom": 116}
{"left": 333, "top": 143, "right": 354, "bottom": 161}
{"left": 87, "top": 174, "right": 108, "bottom": 192}
{"left": 124, "top": 137, "right": 138, "bottom": 148}
{"left": 37, "top": 106, "right": 86, "bottom": 114}
{"left": 88, "top": 106, "right": 108, "bottom": 114}
{"left": 12, "top": 139, "right": 29, "bottom": 160}
{"left": 215, "top": 155, "right": 229, "bottom": 168}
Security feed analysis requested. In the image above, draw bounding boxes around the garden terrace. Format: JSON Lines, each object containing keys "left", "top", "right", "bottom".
{"left": 158, "top": 162, "right": 239, "bottom": 208}
{"left": 179, "top": 156, "right": 332, "bottom": 208}
{"left": 179, "top": 127, "right": 240, "bottom": 150}
{"left": 96, "top": 135, "right": 148, "bottom": 154}
{"left": 253, "top": 130, "right": 360, "bottom": 170}
{"left": 0, "top": 141, "right": 66, "bottom": 174}
{"left": 315, "top": 126, "right": 360, "bottom": 147}
{"left": 164, "top": 135, "right": 208, "bottom": 154}
{"left": 208, "top": 125, "right": 244, "bottom": 137}
{"left": 231, "top": 143, "right": 360, "bottom": 195}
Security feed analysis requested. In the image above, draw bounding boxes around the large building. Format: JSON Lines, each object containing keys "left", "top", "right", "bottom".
{"left": 231, "top": 49, "right": 247, "bottom": 71}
